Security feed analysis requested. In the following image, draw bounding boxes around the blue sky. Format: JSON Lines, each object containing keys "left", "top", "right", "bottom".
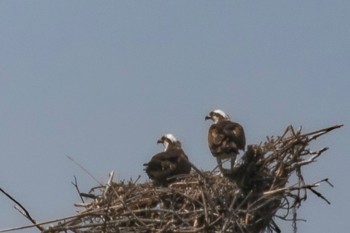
{"left": 0, "top": 1, "right": 349, "bottom": 232}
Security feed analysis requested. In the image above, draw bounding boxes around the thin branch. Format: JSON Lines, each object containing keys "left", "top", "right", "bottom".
{"left": 66, "top": 155, "right": 102, "bottom": 185}
{"left": 0, "top": 187, "right": 45, "bottom": 232}
{"left": 1, "top": 124, "right": 341, "bottom": 233}
{"left": 71, "top": 176, "right": 84, "bottom": 203}
{"left": 102, "top": 170, "right": 115, "bottom": 198}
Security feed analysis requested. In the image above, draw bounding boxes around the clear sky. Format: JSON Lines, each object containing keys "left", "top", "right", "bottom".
{"left": 0, "top": 1, "right": 349, "bottom": 232}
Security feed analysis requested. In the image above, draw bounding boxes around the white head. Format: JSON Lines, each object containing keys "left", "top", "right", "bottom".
{"left": 213, "top": 109, "right": 230, "bottom": 119}
{"left": 205, "top": 109, "right": 230, "bottom": 124}
{"left": 165, "top": 133, "right": 177, "bottom": 142}
{"left": 157, "top": 134, "right": 179, "bottom": 152}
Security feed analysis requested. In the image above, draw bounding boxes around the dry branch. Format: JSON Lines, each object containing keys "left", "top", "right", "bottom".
{"left": 0, "top": 188, "right": 44, "bottom": 232}
{"left": 0, "top": 124, "right": 342, "bottom": 233}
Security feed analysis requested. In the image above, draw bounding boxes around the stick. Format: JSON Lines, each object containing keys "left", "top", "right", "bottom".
{"left": 0, "top": 187, "right": 45, "bottom": 232}
{"left": 66, "top": 155, "right": 102, "bottom": 185}
{"left": 71, "top": 176, "right": 85, "bottom": 203}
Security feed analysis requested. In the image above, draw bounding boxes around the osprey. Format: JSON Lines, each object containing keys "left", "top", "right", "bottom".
{"left": 144, "top": 134, "right": 191, "bottom": 186}
{"left": 205, "top": 109, "right": 246, "bottom": 173}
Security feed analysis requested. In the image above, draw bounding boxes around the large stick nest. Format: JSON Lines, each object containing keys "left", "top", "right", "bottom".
{"left": 4, "top": 125, "right": 342, "bottom": 233}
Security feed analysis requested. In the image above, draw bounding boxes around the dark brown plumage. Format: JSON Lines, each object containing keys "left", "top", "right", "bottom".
{"left": 144, "top": 134, "right": 191, "bottom": 186}
{"left": 205, "top": 109, "right": 246, "bottom": 173}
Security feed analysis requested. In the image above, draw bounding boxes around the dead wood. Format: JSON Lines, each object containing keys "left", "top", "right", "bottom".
{"left": 0, "top": 124, "right": 342, "bottom": 233}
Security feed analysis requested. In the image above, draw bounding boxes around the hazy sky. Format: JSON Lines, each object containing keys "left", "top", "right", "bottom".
{"left": 0, "top": 1, "right": 349, "bottom": 232}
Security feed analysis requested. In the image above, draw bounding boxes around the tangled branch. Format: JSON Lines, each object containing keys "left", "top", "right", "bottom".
{"left": 0, "top": 124, "right": 342, "bottom": 233}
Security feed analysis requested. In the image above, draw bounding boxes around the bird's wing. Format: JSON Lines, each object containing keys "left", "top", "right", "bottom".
{"left": 150, "top": 150, "right": 182, "bottom": 162}
{"left": 145, "top": 150, "right": 183, "bottom": 179}
{"left": 209, "top": 125, "right": 226, "bottom": 146}
{"left": 222, "top": 122, "right": 246, "bottom": 150}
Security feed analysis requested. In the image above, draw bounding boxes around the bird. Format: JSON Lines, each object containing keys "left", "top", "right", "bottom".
{"left": 205, "top": 109, "right": 246, "bottom": 174}
{"left": 144, "top": 134, "right": 191, "bottom": 186}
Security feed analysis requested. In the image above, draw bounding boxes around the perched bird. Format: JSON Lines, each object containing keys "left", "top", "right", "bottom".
{"left": 144, "top": 134, "right": 191, "bottom": 186}
{"left": 205, "top": 109, "right": 246, "bottom": 173}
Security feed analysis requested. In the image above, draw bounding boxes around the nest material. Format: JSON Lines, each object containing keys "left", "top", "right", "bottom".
{"left": 29, "top": 125, "right": 341, "bottom": 233}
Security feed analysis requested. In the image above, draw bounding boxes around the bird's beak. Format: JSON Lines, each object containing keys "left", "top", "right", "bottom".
{"left": 205, "top": 115, "right": 212, "bottom": 121}
{"left": 157, "top": 139, "right": 163, "bottom": 144}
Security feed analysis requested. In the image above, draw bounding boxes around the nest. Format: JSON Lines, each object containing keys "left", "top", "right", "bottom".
{"left": 0, "top": 125, "right": 342, "bottom": 233}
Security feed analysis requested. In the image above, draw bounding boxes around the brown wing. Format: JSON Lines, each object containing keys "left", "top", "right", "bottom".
{"left": 208, "top": 124, "right": 225, "bottom": 156}
{"left": 208, "top": 121, "right": 246, "bottom": 157}
{"left": 174, "top": 149, "right": 191, "bottom": 175}
{"left": 222, "top": 121, "right": 246, "bottom": 151}
{"left": 144, "top": 149, "right": 191, "bottom": 185}
{"left": 209, "top": 125, "right": 225, "bottom": 146}
{"left": 208, "top": 124, "right": 227, "bottom": 151}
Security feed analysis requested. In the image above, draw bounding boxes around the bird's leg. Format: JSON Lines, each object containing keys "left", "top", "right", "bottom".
{"left": 216, "top": 157, "right": 224, "bottom": 173}
{"left": 231, "top": 157, "right": 235, "bottom": 171}
{"left": 230, "top": 154, "right": 237, "bottom": 171}
{"left": 218, "top": 156, "right": 237, "bottom": 175}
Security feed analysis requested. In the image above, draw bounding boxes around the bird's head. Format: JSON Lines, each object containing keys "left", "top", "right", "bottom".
{"left": 205, "top": 109, "right": 230, "bottom": 124}
{"left": 157, "top": 134, "right": 181, "bottom": 151}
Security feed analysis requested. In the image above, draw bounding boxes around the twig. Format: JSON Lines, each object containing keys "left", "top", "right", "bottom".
{"left": 103, "top": 170, "right": 115, "bottom": 198}
{"left": 66, "top": 155, "right": 102, "bottom": 185}
{"left": 0, "top": 187, "right": 45, "bottom": 232}
{"left": 308, "top": 187, "right": 331, "bottom": 205}
{"left": 2, "top": 124, "right": 340, "bottom": 233}
{"left": 201, "top": 191, "right": 209, "bottom": 225}
{"left": 71, "top": 176, "right": 85, "bottom": 203}
{"left": 306, "top": 124, "right": 343, "bottom": 141}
